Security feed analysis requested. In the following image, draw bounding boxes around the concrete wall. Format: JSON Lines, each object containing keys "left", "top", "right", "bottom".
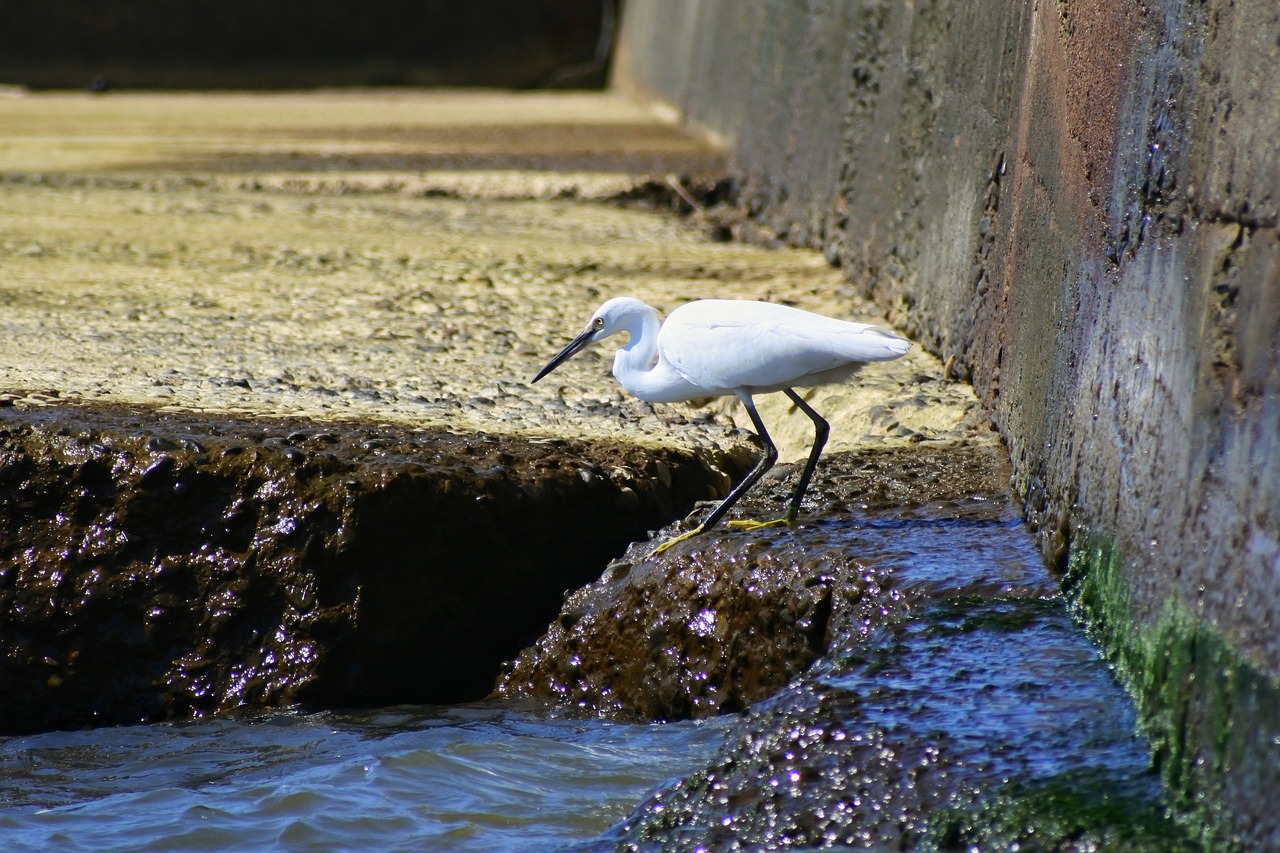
{"left": 614, "top": 0, "right": 1280, "bottom": 845}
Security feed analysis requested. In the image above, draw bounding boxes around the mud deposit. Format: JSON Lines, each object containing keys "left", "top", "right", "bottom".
{"left": 0, "top": 402, "right": 745, "bottom": 734}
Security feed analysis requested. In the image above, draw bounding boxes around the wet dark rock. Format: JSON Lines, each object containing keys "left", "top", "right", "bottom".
{"left": 0, "top": 401, "right": 746, "bottom": 734}
{"left": 493, "top": 444, "right": 1016, "bottom": 720}
{"left": 607, "top": 597, "right": 1185, "bottom": 852}
{"left": 495, "top": 534, "right": 860, "bottom": 719}
{"left": 559, "top": 445, "right": 1185, "bottom": 851}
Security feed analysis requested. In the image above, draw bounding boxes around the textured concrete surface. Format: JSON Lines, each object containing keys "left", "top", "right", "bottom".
{"left": 615, "top": 0, "right": 1279, "bottom": 844}
{"left": 0, "top": 91, "right": 983, "bottom": 462}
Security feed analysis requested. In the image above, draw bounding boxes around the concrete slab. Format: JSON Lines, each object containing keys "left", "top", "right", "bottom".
{"left": 0, "top": 89, "right": 987, "bottom": 459}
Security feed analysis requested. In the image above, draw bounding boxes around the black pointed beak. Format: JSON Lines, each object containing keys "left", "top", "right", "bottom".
{"left": 532, "top": 327, "right": 597, "bottom": 384}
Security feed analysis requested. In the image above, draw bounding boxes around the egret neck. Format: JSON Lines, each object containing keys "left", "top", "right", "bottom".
{"left": 609, "top": 299, "right": 700, "bottom": 404}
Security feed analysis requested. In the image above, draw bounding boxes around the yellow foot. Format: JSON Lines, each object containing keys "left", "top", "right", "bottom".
{"left": 725, "top": 517, "right": 794, "bottom": 532}
{"left": 651, "top": 526, "right": 704, "bottom": 555}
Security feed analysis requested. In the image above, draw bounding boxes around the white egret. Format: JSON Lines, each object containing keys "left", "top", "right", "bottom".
{"left": 532, "top": 297, "right": 911, "bottom": 551}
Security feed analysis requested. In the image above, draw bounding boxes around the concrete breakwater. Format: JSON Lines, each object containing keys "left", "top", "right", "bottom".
{"left": 0, "top": 80, "right": 1205, "bottom": 845}
{"left": 0, "top": 90, "right": 982, "bottom": 733}
{"left": 613, "top": 0, "right": 1280, "bottom": 844}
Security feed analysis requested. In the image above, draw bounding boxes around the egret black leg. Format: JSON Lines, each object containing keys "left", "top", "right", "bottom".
{"left": 653, "top": 394, "right": 776, "bottom": 553}
{"left": 697, "top": 394, "right": 778, "bottom": 531}
{"left": 780, "top": 387, "right": 829, "bottom": 523}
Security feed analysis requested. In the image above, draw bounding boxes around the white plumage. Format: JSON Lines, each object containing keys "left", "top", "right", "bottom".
{"left": 532, "top": 297, "right": 911, "bottom": 550}
{"left": 659, "top": 299, "right": 909, "bottom": 396}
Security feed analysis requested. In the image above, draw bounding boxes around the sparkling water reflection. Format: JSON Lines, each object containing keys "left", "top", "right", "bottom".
{"left": 0, "top": 705, "right": 734, "bottom": 852}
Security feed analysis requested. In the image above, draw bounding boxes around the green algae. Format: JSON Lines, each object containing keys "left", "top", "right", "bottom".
{"left": 1063, "top": 532, "right": 1280, "bottom": 851}
{"left": 922, "top": 770, "right": 1199, "bottom": 852}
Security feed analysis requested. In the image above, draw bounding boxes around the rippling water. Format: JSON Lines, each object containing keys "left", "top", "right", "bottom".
{"left": 0, "top": 705, "right": 734, "bottom": 852}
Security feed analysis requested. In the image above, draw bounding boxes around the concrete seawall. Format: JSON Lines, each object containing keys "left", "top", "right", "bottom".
{"left": 614, "top": 0, "right": 1279, "bottom": 845}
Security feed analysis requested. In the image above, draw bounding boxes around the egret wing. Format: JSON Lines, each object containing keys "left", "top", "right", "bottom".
{"left": 660, "top": 301, "right": 908, "bottom": 394}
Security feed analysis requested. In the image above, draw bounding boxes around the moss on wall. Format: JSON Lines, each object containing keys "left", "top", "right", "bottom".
{"left": 1066, "top": 533, "right": 1280, "bottom": 849}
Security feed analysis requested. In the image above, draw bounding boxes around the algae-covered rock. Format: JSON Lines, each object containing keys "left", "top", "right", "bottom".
{"left": 493, "top": 443, "right": 1016, "bottom": 719}
{"left": 0, "top": 403, "right": 742, "bottom": 733}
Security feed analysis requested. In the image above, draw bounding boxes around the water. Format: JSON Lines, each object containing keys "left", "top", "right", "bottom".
{"left": 600, "top": 496, "right": 1183, "bottom": 849}
{"left": 0, "top": 705, "right": 734, "bottom": 852}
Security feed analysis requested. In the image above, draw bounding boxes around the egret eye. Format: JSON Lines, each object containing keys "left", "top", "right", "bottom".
{"left": 593, "top": 317, "right": 604, "bottom": 329}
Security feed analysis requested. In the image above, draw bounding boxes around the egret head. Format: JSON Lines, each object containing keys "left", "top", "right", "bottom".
{"left": 531, "top": 297, "right": 645, "bottom": 384}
